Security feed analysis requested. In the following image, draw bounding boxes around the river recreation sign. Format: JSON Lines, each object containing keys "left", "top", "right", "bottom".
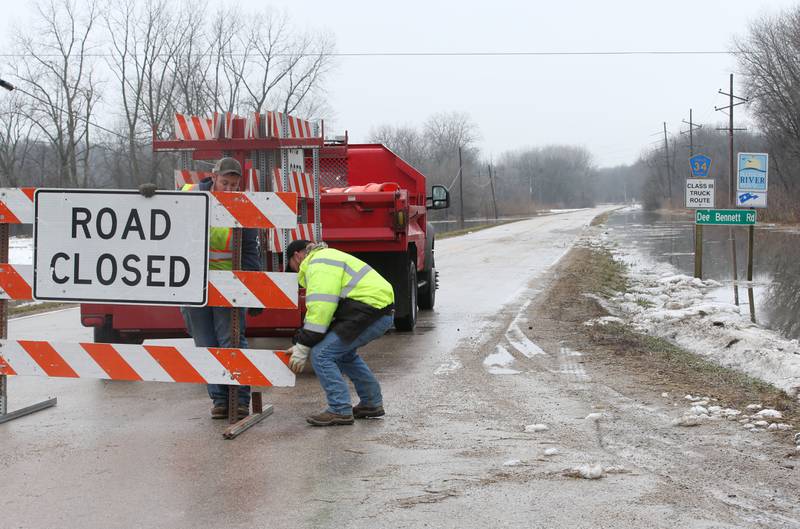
{"left": 736, "top": 152, "right": 768, "bottom": 208}
{"left": 685, "top": 179, "right": 715, "bottom": 208}
{"left": 33, "top": 189, "right": 210, "bottom": 305}
{"left": 695, "top": 209, "right": 756, "bottom": 226}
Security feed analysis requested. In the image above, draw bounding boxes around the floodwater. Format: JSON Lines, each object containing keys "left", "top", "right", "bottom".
{"left": 607, "top": 208, "right": 800, "bottom": 341}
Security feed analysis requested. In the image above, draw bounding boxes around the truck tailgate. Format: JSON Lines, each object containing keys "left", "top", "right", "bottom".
{"left": 320, "top": 191, "right": 403, "bottom": 242}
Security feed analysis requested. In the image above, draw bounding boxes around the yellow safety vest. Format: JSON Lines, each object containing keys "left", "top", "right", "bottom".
{"left": 298, "top": 247, "right": 394, "bottom": 334}
{"left": 182, "top": 183, "right": 233, "bottom": 270}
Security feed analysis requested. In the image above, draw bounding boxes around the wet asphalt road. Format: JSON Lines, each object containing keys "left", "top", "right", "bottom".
{"left": 2, "top": 206, "right": 797, "bottom": 529}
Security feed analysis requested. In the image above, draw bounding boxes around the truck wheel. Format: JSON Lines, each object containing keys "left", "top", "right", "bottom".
{"left": 394, "top": 260, "right": 417, "bottom": 331}
{"left": 418, "top": 258, "right": 436, "bottom": 310}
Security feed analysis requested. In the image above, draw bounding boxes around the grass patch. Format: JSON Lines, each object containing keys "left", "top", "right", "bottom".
{"left": 8, "top": 301, "right": 77, "bottom": 318}
{"left": 590, "top": 211, "right": 611, "bottom": 226}
{"left": 588, "top": 322, "right": 797, "bottom": 415}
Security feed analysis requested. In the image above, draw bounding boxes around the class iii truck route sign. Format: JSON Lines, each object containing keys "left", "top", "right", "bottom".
{"left": 685, "top": 179, "right": 715, "bottom": 208}
{"left": 33, "top": 190, "right": 210, "bottom": 305}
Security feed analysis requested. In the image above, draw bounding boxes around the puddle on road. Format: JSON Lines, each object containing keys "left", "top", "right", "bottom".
{"left": 607, "top": 209, "right": 800, "bottom": 340}
{"left": 483, "top": 345, "right": 522, "bottom": 375}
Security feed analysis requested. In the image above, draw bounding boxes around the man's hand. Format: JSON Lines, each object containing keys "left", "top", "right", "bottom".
{"left": 139, "top": 182, "right": 158, "bottom": 198}
{"left": 288, "top": 343, "right": 311, "bottom": 374}
{"left": 247, "top": 307, "right": 263, "bottom": 317}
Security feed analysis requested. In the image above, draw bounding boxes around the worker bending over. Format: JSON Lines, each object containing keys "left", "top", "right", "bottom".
{"left": 285, "top": 240, "right": 394, "bottom": 426}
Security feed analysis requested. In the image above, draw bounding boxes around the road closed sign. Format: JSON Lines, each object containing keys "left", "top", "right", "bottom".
{"left": 33, "top": 190, "right": 210, "bottom": 306}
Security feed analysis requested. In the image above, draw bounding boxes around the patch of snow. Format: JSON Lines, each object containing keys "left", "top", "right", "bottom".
{"left": 434, "top": 359, "right": 462, "bottom": 375}
{"left": 483, "top": 345, "right": 522, "bottom": 375}
{"left": 755, "top": 409, "right": 782, "bottom": 419}
{"left": 672, "top": 414, "right": 710, "bottom": 427}
{"left": 690, "top": 405, "right": 709, "bottom": 415}
{"left": 661, "top": 392, "right": 670, "bottom": 398}
{"left": 543, "top": 448, "right": 559, "bottom": 456}
{"left": 746, "top": 404, "right": 763, "bottom": 411}
{"left": 524, "top": 423, "right": 549, "bottom": 433}
{"left": 563, "top": 464, "right": 604, "bottom": 479}
{"left": 484, "top": 346, "right": 515, "bottom": 367}
{"left": 502, "top": 459, "right": 523, "bottom": 467}
{"left": 505, "top": 300, "right": 546, "bottom": 358}
{"left": 584, "top": 316, "right": 623, "bottom": 327}
{"left": 488, "top": 366, "right": 522, "bottom": 375}
{"left": 594, "top": 235, "right": 800, "bottom": 396}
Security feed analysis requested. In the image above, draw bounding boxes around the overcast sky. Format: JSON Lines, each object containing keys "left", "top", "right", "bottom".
{"left": 5, "top": 0, "right": 799, "bottom": 167}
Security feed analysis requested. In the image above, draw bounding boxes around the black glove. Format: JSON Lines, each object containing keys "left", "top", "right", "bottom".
{"left": 247, "top": 307, "right": 264, "bottom": 317}
{"left": 139, "top": 182, "right": 158, "bottom": 198}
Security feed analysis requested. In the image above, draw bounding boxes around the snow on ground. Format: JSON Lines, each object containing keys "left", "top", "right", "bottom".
{"left": 587, "top": 231, "right": 800, "bottom": 397}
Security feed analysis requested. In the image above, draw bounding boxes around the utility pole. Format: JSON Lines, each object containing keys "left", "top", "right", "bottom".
{"left": 681, "top": 108, "right": 703, "bottom": 278}
{"left": 663, "top": 122, "right": 673, "bottom": 207}
{"left": 458, "top": 146, "right": 464, "bottom": 230}
{"left": 715, "top": 74, "right": 748, "bottom": 308}
{"left": 488, "top": 163, "right": 498, "bottom": 221}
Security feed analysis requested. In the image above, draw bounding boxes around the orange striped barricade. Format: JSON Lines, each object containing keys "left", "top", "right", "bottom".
{"left": 0, "top": 341, "right": 294, "bottom": 387}
{"left": 0, "top": 188, "right": 298, "bottom": 229}
{"left": 0, "top": 187, "right": 302, "bottom": 436}
{"left": 0, "top": 265, "right": 299, "bottom": 310}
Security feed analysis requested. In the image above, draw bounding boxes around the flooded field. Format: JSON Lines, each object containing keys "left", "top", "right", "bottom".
{"left": 607, "top": 208, "right": 800, "bottom": 341}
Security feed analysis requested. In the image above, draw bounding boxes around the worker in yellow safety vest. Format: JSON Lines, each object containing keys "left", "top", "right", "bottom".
{"left": 143, "top": 157, "right": 261, "bottom": 419}
{"left": 285, "top": 239, "right": 394, "bottom": 426}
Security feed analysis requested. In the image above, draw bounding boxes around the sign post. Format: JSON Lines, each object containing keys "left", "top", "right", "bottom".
{"left": 736, "top": 152, "right": 768, "bottom": 324}
{"left": 0, "top": 221, "right": 57, "bottom": 425}
{"left": 687, "top": 154, "right": 714, "bottom": 279}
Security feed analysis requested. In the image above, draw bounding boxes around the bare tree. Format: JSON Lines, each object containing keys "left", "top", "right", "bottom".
{"left": 0, "top": 92, "right": 37, "bottom": 186}
{"left": 735, "top": 7, "right": 800, "bottom": 209}
{"left": 12, "top": 0, "right": 101, "bottom": 187}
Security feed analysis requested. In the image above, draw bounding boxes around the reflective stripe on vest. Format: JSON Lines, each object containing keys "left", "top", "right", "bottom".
{"left": 182, "top": 182, "right": 233, "bottom": 270}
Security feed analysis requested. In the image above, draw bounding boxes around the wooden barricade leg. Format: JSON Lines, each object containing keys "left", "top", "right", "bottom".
{"left": 0, "top": 223, "right": 57, "bottom": 425}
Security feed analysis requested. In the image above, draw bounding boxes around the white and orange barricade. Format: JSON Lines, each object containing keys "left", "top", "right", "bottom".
{"left": 0, "top": 340, "right": 294, "bottom": 387}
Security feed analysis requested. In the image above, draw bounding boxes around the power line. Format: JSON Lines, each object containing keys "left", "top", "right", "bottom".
{"left": 0, "top": 50, "right": 739, "bottom": 59}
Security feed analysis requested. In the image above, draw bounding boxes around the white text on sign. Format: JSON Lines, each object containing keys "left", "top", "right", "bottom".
{"left": 33, "top": 190, "right": 210, "bottom": 306}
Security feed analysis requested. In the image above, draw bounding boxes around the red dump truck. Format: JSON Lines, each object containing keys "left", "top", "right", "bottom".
{"left": 80, "top": 136, "right": 449, "bottom": 342}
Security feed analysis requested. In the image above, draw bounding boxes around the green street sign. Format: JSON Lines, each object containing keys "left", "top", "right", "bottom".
{"left": 695, "top": 209, "right": 756, "bottom": 225}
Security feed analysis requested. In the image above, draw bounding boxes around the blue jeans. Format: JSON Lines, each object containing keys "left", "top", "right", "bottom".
{"left": 180, "top": 306, "right": 251, "bottom": 407}
{"left": 310, "top": 314, "right": 392, "bottom": 415}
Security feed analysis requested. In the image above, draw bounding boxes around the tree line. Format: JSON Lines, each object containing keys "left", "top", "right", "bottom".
{"left": 0, "top": 0, "right": 333, "bottom": 191}
{"left": 370, "top": 112, "right": 610, "bottom": 222}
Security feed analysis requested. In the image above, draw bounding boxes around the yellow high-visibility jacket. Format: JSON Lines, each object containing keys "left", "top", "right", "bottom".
{"left": 296, "top": 246, "right": 394, "bottom": 346}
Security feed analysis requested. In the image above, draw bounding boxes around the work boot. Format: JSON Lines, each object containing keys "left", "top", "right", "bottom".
{"left": 353, "top": 403, "right": 385, "bottom": 419}
{"left": 306, "top": 411, "right": 355, "bottom": 426}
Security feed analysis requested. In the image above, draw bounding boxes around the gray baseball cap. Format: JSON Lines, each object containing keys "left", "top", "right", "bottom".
{"left": 213, "top": 157, "right": 242, "bottom": 177}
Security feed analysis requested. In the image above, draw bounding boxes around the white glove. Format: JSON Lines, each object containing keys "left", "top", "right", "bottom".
{"left": 288, "top": 343, "right": 311, "bottom": 374}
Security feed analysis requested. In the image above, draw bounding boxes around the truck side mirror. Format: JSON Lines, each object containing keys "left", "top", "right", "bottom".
{"left": 426, "top": 185, "right": 450, "bottom": 210}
